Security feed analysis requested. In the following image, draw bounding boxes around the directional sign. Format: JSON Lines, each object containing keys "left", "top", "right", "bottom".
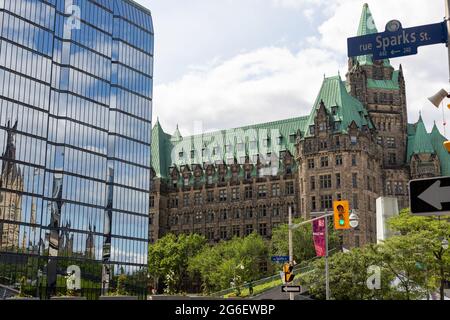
{"left": 348, "top": 20, "right": 447, "bottom": 60}
{"left": 409, "top": 177, "right": 450, "bottom": 216}
{"left": 271, "top": 256, "right": 289, "bottom": 263}
{"left": 281, "top": 286, "right": 302, "bottom": 293}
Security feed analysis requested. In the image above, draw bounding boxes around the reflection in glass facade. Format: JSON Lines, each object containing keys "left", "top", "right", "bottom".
{"left": 0, "top": 0, "right": 153, "bottom": 299}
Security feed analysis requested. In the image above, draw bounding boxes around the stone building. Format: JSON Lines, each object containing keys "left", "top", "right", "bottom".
{"left": 149, "top": 4, "right": 450, "bottom": 247}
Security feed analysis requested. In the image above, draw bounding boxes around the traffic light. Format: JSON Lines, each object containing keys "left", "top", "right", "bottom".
{"left": 444, "top": 141, "right": 450, "bottom": 153}
{"left": 333, "top": 200, "right": 350, "bottom": 230}
{"left": 283, "top": 263, "right": 294, "bottom": 283}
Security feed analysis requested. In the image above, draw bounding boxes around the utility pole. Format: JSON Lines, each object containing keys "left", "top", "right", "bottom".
{"left": 288, "top": 206, "right": 294, "bottom": 301}
{"left": 324, "top": 210, "right": 330, "bottom": 301}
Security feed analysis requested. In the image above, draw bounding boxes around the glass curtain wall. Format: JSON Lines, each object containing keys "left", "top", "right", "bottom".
{"left": 0, "top": 0, "right": 153, "bottom": 299}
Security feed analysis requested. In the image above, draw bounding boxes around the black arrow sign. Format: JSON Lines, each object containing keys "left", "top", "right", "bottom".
{"left": 418, "top": 180, "right": 450, "bottom": 210}
{"left": 409, "top": 177, "right": 450, "bottom": 216}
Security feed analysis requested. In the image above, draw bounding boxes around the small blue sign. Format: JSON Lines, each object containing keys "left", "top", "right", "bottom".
{"left": 271, "top": 256, "right": 289, "bottom": 263}
{"left": 348, "top": 20, "right": 448, "bottom": 60}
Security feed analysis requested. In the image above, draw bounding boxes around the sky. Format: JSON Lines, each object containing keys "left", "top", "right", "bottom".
{"left": 136, "top": 0, "right": 449, "bottom": 137}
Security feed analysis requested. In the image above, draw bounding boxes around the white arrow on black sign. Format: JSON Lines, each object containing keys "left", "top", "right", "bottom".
{"left": 418, "top": 180, "right": 450, "bottom": 210}
{"left": 281, "top": 286, "right": 301, "bottom": 293}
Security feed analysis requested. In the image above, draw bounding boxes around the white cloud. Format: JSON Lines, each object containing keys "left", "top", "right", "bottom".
{"left": 152, "top": 0, "right": 450, "bottom": 137}
{"left": 154, "top": 47, "right": 340, "bottom": 135}
{"left": 271, "top": 0, "right": 325, "bottom": 10}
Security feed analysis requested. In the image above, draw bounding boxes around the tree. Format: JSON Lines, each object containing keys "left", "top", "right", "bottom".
{"left": 148, "top": 233, "right": 206, "bottom": 294}
{"left": 388, "top": 209, "right": 450, "bottom": 300}
{"left": 188, "top": 233, "right": 270, "bottom": 294}
{"left": 271, "top": 218, "right": 341, "bottom": 267}
{"left": 300, "top": 245, "right": 395, "bottom": 300}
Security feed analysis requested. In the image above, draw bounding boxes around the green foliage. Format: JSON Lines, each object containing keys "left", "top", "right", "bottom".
{"left": 300, "top": 209, "right": 450, "bottom": 300}
{"left": 271, "top": 218, "right": 340, "bottom": 266}
{"left": 148, "top": 233, "right": 207, "bottom": 293}
{"left": 116, "top": 274, "right": 128, "bottom": 296}
{"left": 188, "top": 233, "right": 270, "bottom": 294}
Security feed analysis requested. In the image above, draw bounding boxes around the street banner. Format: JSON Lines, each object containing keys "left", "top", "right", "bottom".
{"left": 312, "top": 218, "right": 326, "bottom": 257}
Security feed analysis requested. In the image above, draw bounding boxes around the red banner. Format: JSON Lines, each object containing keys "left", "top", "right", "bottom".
{"left": 312, "top": 218, "right": 326, "bottom": 257}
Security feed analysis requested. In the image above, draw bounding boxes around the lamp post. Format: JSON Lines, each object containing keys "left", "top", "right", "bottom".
{"left": 440, "top": 237, "right": 448, "bottom": 300}
{"left": 232, "top": 263, "right": 244, "bottom": 296}
{"left": 290, "top": 209, "right": 359, "bottom": 300}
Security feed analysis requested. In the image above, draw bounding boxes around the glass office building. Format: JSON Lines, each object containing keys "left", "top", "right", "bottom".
{"left": 0, "top": 0, "right": 153, "bottom": 299}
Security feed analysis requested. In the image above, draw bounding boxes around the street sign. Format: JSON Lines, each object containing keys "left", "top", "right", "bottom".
{"left": 348, "top": 20, "right": 448, "bottom": 60}
{"left": 281, "top": 286, "right": 302, "bottom": 293}
{"left": 409, "top": 176, "right": 450, "bottom": 216}
{"left": 271, "top": 256, "right": 289, "bottom": 263}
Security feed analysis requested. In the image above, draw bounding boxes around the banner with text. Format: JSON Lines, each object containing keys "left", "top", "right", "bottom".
{"left": 312, "top": 218, "right": 326, "bottom": 257}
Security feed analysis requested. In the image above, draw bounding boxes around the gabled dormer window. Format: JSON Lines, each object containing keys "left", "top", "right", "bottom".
{"left": 249, "top": 140, "right": 257, "bottom": 149}
{"left": 331, "top": 106, "right": 338, "bottom": 116}
{"left": 179, "top": 151, "right": 184, "bottom": 158}
{"left": 309, "top": 125, "right": 315, "bottom": 135}
{"left": 289, "top": 134, "right": 296, "bottom": 143}
{"left": 237, "top": 143, "right": 245, "bottom": 152}
{"left": 225, "top": 144, "right": 232, "bottom": 153}
{"left": 334, "top": 121, "right": 341, "bottom": 131}
{"left": 277, "top": 136, "right": 283, "bottom": 145}
{"left": 319, "top": 123, "right": 326, "bottom": 131}
{"left": 263, "top": 138, "right": 270, "bottom": 147}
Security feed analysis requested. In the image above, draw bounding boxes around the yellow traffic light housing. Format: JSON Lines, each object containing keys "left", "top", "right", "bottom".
{"left": 444, "top": 141, "right": 450, "bottom": 153}
{"left": 283, "top": 263, "right": 294, "bottom": 283}
{"left": 333, "top": 201, "right": 350, "bottom": 230}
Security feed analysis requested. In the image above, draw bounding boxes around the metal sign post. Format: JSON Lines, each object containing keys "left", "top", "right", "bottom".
{"left": 288, "top": 206, "right": 294, "bottom": 301}
{"left": 324, "top": 212, "right": 330, "bottom": 301}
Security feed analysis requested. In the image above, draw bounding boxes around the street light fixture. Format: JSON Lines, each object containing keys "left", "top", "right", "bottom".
{"left": 349, "top": 211, "right": 359, "bottom": 229}
{"left": 442, "top": 238, "right": 449, "bottom": 250}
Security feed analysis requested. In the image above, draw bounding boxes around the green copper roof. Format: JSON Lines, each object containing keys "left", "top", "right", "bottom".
{"left": 151, "top": 116, "right": 309, "bottom": 178}
{"left": 407, "top": 118, "right": 450, "bottom": 175}
{"left": 151, "top": 119, "right": 172, "bottom": 178}
{"left": 412, "top": 116, "right": 435, "bottom": 157}
{"left": 430, "top": 123, "right": 450, "bottom": 176}
{"left": 367, "top": 70, "right": 400, "bottom": 90}
{"left": 171, "top": 125, "right": 182, "bottom": 142}
{"left": 355, "top": 4, "right": 391, "bottom": 67}
{"left": 304, "top": 75, "right": 373, "bottom": 137}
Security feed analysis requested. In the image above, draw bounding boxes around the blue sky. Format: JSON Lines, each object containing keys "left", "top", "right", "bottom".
{"left": 136, "top": 0, "right": 449, "bottom": 137}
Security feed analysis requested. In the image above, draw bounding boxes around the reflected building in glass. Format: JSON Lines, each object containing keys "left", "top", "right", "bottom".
{"left": 0, "top": 0, "right": 153, "bottom": 299}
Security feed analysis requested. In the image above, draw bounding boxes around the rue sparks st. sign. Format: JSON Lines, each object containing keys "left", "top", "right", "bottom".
{"left": 409, "top": 176, "right": 450, "bottom": 216}
{"left": 348, "top": 20, "right": 448, "bottom": 60}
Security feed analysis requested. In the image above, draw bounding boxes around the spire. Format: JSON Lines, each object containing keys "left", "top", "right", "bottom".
{"left": 432, "top": 121, "right": 440, "bottom": 133}
{"left": 412, "top": 115, "right": 435, "bottom": 156}
{"left": 357, "top": 3, "right": 378, "bottom": 36}
{"left": 418, "top": 112, "right": 423, "bottom": 122}
{"left": 355, "top": 4, "right": 391, "bottom": 67}
{"left": 171, "top": 124, "right": 182, "bottom": 142}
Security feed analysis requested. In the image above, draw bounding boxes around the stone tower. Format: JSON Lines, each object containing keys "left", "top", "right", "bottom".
{"left": 346, "top": 4, "right": 410, "bottom": 208}
{"left": 0, "top": 121, "right": 23, "bottom": 250}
